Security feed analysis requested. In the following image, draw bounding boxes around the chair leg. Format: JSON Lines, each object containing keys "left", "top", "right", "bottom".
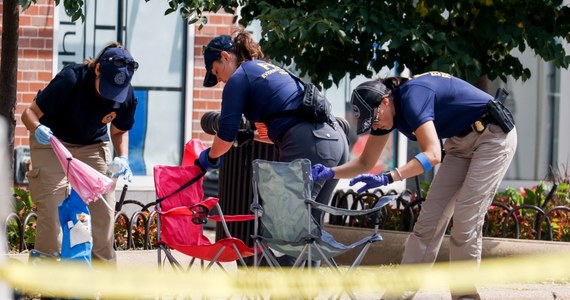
{"left": 231, "top": 243, "right": 249, "bottom": 269}
{"left": 292, "top": 244, "right": 310, "bottom": 268}
{"left": 255, "top": 241, "right": 281, "bottom": 269}
{"left": 206, "top": 245, "right": 227, "bottom": 271}
{"left": 349, "top": 242, "right": 372, "bottom": 270}
{"left": 159, "top": 246, "right": 184, "bottom": 272}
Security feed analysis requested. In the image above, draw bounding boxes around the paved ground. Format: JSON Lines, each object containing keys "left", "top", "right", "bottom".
{"left": 6, "top": 229, "right": 570, "bottom": 300}
{"left": 7, "top": 249, "right": 570, "bottom": 300}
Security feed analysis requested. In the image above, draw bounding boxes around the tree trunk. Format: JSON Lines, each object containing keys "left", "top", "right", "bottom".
{"left": 0, "top": 0, "right": 19, "bottom": 185}
{"left": 475, "top": 75, "right": 489, "bottom": 93}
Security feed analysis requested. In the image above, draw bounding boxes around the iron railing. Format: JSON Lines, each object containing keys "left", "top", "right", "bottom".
{"left": 7, "top": 186, "right": 570, "bottom": 253}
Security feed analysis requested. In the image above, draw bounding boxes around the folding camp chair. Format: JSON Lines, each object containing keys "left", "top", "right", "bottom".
{"left": 250, "top": 159, "right": 394, "bottom": 272}
{"left": 154, "top": 164, "right": 255, "bottom": 272}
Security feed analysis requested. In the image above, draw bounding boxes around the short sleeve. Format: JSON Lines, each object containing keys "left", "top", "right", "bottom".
{"left": 36, "top": 66, "right": 78, "bottom": 117}
{"left": 111, "top": 88, "right": 137, "bottom": 131}
{"left": 399, "top": 85, "right": 435, "bottom": 132}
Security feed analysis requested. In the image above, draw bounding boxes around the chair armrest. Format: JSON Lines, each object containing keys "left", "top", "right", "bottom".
{"left": 199, "top": 197, "right": 219, "bottom": 210}
{"left": 209, "top": 214, "right": 255, "bottom": 222}
{"left": 157, "top": 197, "right": 219, "bottom": 216}
{"left": 305, "top": 194, "right": 396, "bottom": 216}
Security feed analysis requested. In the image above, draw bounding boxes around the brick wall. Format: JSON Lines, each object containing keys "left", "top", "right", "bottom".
{"left": 12, "top": 0, "right": 55, "bottom": 148}
{"left": 191, "top": 12, "right": 236, "bottom": 145}
{"left": 9, "top": 3, "right": 233, "bottom": 148}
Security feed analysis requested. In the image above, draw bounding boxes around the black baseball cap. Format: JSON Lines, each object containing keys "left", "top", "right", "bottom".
{"left": 351, "top": 80, "right": 388, "bottom": 134}
{"left": 203, "top": 35, "right": 234, "bottom": 87}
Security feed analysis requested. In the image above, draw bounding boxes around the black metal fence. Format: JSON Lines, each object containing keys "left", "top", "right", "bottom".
{"left": 329, "top": 185, "right": 570, "bottom": 241}
{"left": 7, "top": 185, "right": 570, "bottom": 253}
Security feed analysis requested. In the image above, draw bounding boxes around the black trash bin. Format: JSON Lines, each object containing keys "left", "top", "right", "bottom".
{"left": 200, "top": 112, "right": 279, "bottom": 250}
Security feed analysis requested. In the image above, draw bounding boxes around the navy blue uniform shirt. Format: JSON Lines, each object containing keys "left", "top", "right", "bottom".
{"left": 36, "top": 64, "right": 137, "bottom": 145}
{"left": 217, "top": 60, "right": 304, "bottom": 143}
{"left": 371, "top": 72, "right": 492, "bottom": 140}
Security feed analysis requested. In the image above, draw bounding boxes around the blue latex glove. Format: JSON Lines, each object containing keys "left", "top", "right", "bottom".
{"left": 349, "top": 173, "right": 390, "bottom": 193}
{"left": 311, "top": 164, "right": 335, "bottom": 182}
{"left": 196, "top": 148, "right": 224, "bottom": 172}
{"left": 35, "top": 124, "right": 53, "bottom": 145}
{"left": 107, "top": 156, "right": 133, "bottom": 182}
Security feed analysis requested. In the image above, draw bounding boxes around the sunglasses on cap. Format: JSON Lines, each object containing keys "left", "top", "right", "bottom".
{"left": 100, "top": 56, "right": 139, "bottom": 71}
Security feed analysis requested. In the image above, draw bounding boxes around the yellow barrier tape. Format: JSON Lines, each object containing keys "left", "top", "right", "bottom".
{"left": 2, "top": 251, "right": 570, "bottom": 299}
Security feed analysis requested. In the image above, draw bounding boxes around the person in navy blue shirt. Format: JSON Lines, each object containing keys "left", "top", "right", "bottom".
{"left": 198, "top": 29, "right": 349, "bottom": 265}
{"left": 313, "top": 71, "right": 517, "bottom": 299}
{"left": 21, "top": 42, "right": 139, "bottom": 264}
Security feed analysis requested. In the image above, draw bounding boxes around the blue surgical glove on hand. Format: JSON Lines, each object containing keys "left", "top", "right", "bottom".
{"left": 349, "top": 173, "right": 390, "bottom": 193}
{"left": 107, "top": 156, "right": 133, "bottom": 182}
{"left": 311, "top": 164, "right": 335, "bottom": 182}
{"left": 35, "top": 124, "right": 53, "bottom": 145}
{"left": 196, "top": 148, "right": 224, "bottom": 172}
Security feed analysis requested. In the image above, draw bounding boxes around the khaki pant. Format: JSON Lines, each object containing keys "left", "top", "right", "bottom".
{"left": 402, "top": 124, "right": 517, "bottom": 265}
{"left": 28, "top": 136, "right": 116, "bottom": 263}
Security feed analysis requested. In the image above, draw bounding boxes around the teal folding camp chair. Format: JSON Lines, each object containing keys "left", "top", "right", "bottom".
{"left": 250, "top": 159, "right": 394, "bottom": 271}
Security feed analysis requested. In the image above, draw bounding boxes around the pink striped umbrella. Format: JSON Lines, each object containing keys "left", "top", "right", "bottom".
{"left": 50, "top": 136, "right": 114, "bottom": 210}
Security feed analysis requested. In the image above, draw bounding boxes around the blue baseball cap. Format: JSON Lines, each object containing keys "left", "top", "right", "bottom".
{"left": 203, "top": 35, "right": 234, "bottom": 87}
{"left": 98, "top": 47, "right": 138, "bottom": 103}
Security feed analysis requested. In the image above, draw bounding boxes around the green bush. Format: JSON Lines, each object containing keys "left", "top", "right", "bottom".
{"left": 7, "top": 187, "right": 36, "bottom": 252}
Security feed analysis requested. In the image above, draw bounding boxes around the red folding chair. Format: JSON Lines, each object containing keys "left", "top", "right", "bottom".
{"left": 154, "top": 142, "right": 254, "bottom": 272}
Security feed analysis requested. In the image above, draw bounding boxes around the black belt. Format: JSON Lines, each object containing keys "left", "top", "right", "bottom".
{"left": 457, "top": 113, "right": 495, "bottom": 137}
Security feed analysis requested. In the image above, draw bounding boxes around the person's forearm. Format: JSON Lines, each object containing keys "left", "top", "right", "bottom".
{"left": 21, "top": 102, "right": 44, "bottom": 132}
{"left": 332, "top": 133, "right": 389, "bottom": 179}
{"left": 110, "top": 127, "right": 129, "bottom": 157}
{"left": 333, "top": 158, "right": 375, "bottom": 179}
{"left": 209, "top": 135, "right": 233, "bottom": 158}
{"left": 389, "top": 158, "right": 428, "bottom": 182}
{"left": 22, "top": 109, "right": 40, "bottom": 132}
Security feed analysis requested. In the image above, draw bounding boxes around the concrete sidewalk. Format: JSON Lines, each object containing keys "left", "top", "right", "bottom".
{"left": 116, "top": 251, "right": 570, "bottom": 300}
{"left": 7, "top": 248, "right": 570, "bottom": 300}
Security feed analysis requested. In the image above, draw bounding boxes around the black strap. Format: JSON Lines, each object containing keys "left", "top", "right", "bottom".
{"left": 155, "top": 170, "right": 207, "bottom": 204}
{"left": 260, "top": 68, "right": 305, "bottom": 123}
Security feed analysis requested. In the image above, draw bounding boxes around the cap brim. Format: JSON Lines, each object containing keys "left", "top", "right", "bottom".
{"left": 99, "top": 75, "right": 129, "bottom": 103}
{"left": 203, "top": 71, "right": 218, "bottom": 87}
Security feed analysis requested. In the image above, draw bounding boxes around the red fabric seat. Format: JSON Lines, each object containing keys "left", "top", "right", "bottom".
{"left": 154, "top": 139, "right": 255, "bottom": 271}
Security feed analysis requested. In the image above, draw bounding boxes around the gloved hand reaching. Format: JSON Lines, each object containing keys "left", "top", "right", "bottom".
{"left": 349, "top": 173, "right": 390, "bottom": 193}
{"left": 35, "top": 124, "right": 53, "bottom": 145}
{"left": 195, "top": 148, "right": 224, "bottom": 172}
{"left": 107, "top": 156, "right": 133, "bottom": 182}
{"left": 311, "top": 164, "right": 335, "bottom": 182}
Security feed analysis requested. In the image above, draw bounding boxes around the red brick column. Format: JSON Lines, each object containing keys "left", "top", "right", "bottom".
{"left": 12, "top": 0, "right": 54, "bottom": 147}
{"left": 191, "top": 11, "right": 236, "bottom": 145}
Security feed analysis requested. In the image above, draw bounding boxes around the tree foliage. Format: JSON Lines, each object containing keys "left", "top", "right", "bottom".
{"left": 159, "top": 0, "right": 570, "bottom": 88}
{"left": 18, "top": 0, "right": 570, "bottom": 88}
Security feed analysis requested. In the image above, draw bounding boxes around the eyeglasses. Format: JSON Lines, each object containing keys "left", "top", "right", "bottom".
{"left": 190, "top": 204, "right": 209, "bottom": 225}
{"left": 202, "top": 45, "right": 226, "bottom": 55}
{"left": 100, "top": 56, "right": 139, "bottom": 71}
